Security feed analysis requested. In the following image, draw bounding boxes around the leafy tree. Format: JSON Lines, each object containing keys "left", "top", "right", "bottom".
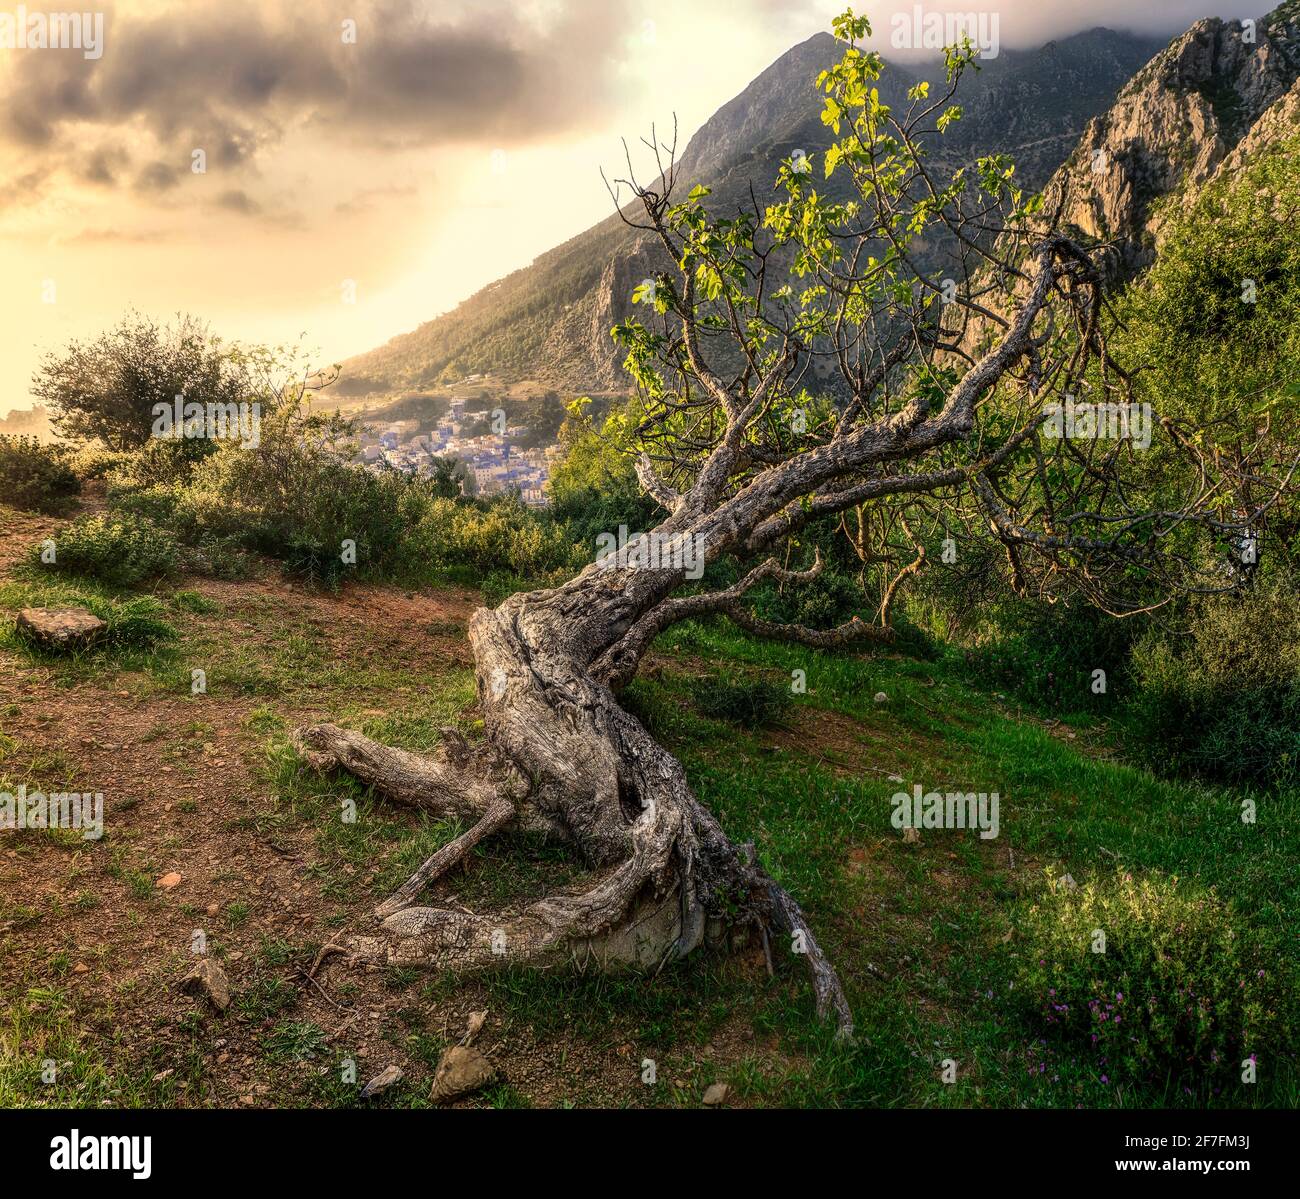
{"left": 288, "top": 13, "right": 1285, "bottom": 1038}
{"left": 33, "top": 311, "right": 249, "bottom": 452}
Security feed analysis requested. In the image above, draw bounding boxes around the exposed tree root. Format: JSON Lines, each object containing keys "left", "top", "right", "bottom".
{"left": 295, "top": 713, "right": 855, "bottom": 1041}
{"left": 293, "top": 574, "right": 855, "bottom": 1042}
{"left": 373, "top": 793, "right": 516, "bottom": 920}
{"left": 290, "top": 722, "right": 563, "bottom": 840}
{"left": 346, "top": 777, "right": 686, "bottom": 973}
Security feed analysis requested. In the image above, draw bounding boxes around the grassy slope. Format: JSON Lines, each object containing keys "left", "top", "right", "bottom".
{"left": 1, "top": 499, "right": 1296, "bottom": 1108}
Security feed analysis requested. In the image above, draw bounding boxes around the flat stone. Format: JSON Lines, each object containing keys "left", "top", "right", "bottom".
{"left": 180, "top": 959, "right": 230, "bottom": 1012}
{"left": 703, "top": 1082, "right": 731, "bottom": 1106}
{"left": 430, "top": 1045, "right": 495, "bottom": 1104}
{"left": 360, "top": 1065, "right": 404, "bottom": 1099}
{"left": 15, "top": 607, "right": 105, "bottom": 649}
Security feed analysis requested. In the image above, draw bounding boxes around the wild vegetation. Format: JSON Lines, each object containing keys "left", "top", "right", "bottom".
{"left": 2, "top": 10, "right": 1298, "bottom": 1109}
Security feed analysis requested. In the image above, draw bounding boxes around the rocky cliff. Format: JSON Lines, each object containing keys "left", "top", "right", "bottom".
{"left": 1041, "top": 2, "right": 1300, "bottom": 279}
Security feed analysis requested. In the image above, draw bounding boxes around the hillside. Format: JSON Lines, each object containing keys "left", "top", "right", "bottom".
{"left": 4, "top": 493, "right": 1296, "bottom": 1109}
{"left": 340, "top": 27, "right": 1162, "bottom": 398}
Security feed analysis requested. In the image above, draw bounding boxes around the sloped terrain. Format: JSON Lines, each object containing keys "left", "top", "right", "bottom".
{"left": 2, "top": 495, "right": 1295, "bottom": 1109}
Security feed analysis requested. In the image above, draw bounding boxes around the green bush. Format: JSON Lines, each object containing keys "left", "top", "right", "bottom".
{"left": 182, "top": 407, "right": 416, "bottom": 588}
{"left": 90, "top": 595, "right": 177, "bottom": 650}
{"left": 34, "top": 514, "right": 178, "bottom": 587}
{"left": 0, "top": 436, "right": 81, "bottom": 514}
{"left": 696, "top": 674, "right": 792, "bottom": 727}
{"left": 1125, "top": 580, "right": 1300, "bottom": 787}
{"left": 1011, "top": 869, "right": 1287, "bottom": 1088}
{"left": 180, "top": 534, "right": 251, "bottom": 581}
{"left": 107, "top": 480, "right": 189, "bottom": 529}
{"left": 411, "top": 494, "right": 578, "bottom": 582}
{"left": 105, "top": 437, "right": 206, "bottom": 493}
{"left": 477, "top": 569, "right": 532, "bottom": 608}
{"left": 67, "top": 445, "right": 134, "bottom": 481}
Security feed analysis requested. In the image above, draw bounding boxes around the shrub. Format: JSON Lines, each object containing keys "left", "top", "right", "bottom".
{"left": 34, "top": 514, "right": 178, "bottom": 587}
{"left": 1125, "top": 579, "right": 1300, "bottom": 787}
{"left": 411, "top": 494, "right": 578, "bottom": 582}
{"left": 750, "top": 560, "right": 865, "bottom": 632}
{"left": 180, "top": 534, "right": 251, "bottom": 581}
{"left": 477, "top": 569, "right": 531, "bottom": 608}
{"left": 1011, "top": 869, "right": 1287, "bottom": 1087}
{"left": 91, "top": 595, "right": 177, "bottom": 650}
{"left": 67, "top": 445, "right": 134, "bottom": 481}
{"left": 696, "top": 674, "right": 792, "bottom": 727}
{"left": 105, "top": 437, "right": 206, "bottom": 494}
{"left": 182, "top": 406, "right": 415, "bottom": 588}
{"left": 0, "top": 436, "right": 81, "bottom": 514}
{"left": 963, "top": 598, "right": 1139, "bottom": 714}
{"left": 107, "top": 480, "right": 189, "bottom": 529}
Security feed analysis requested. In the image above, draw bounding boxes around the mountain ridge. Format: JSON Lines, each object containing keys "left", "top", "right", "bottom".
{"left": 340, "top": 25, "right": 1163, "bottom": 398}
{"left": 1034, "top": 3, "right": 1300, "bottom": 280}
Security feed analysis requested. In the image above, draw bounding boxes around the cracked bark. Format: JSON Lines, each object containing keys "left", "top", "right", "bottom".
{"left": 294, "top": 544, "right": 858, "bottom": 1037}
{"left": 289, "top": 233, "right": 1105, "bottom": 1043}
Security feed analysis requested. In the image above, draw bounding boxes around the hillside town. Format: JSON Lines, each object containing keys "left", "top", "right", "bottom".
{"left": 353, "top": 395, "right": 559, "bottom": 506}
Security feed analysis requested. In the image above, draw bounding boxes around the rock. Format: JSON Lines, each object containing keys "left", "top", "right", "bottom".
{"left": 1057, "top": 873, "right": 1079, "bottom": 892}
{"left": 430, "top": 1045, "right": 496, "bottom": 1104}
{"left": 873, "top": 692, "right": 888, "bottom": 704}
{"left": 903, "top": 827, "right": 921, "bottom": 844}
{"left": 73, "top": 962, "right": 89, "bottom": 974}
{"left": 180, "top": 959, "right": 230, "bottom": 1012}
{"left": 360, "top": 1065, "right": 404, "bottom": 1099}
{"left": 156, "top": 872, "right": 183, "bottom": 890}
{"left": 15, "top": 607, "right": 105, "bottom": 650}
{"left": 702, "top": 1082, "right": 730, "bottom": 1106}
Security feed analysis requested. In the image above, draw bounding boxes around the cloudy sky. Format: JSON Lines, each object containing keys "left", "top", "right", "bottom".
{"left": 0, "top": 0, "right": 1261, "bottom": 412}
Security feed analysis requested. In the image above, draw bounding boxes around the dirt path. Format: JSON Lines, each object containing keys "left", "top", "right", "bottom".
{"left": 0, "top": 498, "right": 773, "bottom": 1108}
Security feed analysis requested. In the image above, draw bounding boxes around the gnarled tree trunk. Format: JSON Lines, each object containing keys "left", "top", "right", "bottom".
{"left": 294, "top": 520, "right": 855, "bottom": 1037}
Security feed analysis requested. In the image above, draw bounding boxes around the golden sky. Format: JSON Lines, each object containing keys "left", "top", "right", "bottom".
{"left": 0, "top": 0, "right": 1256, "bottom": 413}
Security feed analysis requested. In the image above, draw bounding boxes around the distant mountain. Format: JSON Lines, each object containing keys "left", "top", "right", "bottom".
{"left": 342, "top": 26, "right": 1163, "bottom": 398}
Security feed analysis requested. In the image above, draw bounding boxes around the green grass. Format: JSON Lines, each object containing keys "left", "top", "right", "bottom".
{"left": 263, "top": 1020, "right": 328, "bottom": 1062}
{"left": 458, "top": 617, "right": 1300, "bottom": 1108}
{"left": 0, "top": 987, "right": 212, "bottom": 1108}
{"left": 6, "top": 536, "right": 1294, "bottom": 1107}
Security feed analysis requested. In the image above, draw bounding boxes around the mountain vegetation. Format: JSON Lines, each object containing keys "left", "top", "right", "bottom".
{"left": 4, "top": 6, "right": 1300, "bottom": 1110}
